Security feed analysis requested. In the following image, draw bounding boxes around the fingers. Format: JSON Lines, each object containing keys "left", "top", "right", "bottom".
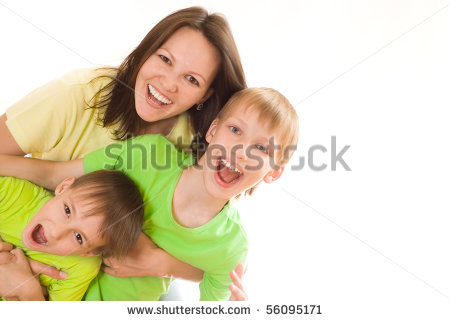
{"left": 229, "top": 283, "right": 248, "bottom": 301}
{"left": 230, "top": 269, "right": 244, "bottom": 290}
{"left": 101, "top": 265, "right": 118, "bottom": 277}
{"left": 28, "top": 259, "right": 67, "bottom": 279}
{"left": 234, "top": 263, "right": 245, "bottom": 279}
{"left": 0, "top": 251, "right": 14, "bottom": 264}
{"left": 103, "top": 257, "right": 117, "bottom": 268}
{"left": 0, "top": 240, "right": 14, "bottom": 252}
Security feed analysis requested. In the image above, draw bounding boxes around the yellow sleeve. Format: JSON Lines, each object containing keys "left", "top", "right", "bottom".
{"left": 5, "top": 69, "right": 117, "bottom": 160}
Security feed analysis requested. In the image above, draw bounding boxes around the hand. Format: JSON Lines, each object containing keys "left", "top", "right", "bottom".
{"left": 102, "top": 232, "right": 166, "bottom": 278}
{"left": 0, "top": 236, "right": 67, "bottom": 280}
{"left": 229, "top": 263, "right": 248, "bottom": 301}
{"left": 0, "top": 248, "right": 44, "bottom": 300}
{"left": 102, "top": 233, "right": 204, "bottom": 281}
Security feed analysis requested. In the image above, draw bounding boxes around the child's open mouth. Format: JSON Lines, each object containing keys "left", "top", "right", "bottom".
{"left": 31, "top": 224, "right": 48, "bottom": 246}
{"left": 147, "top": 84, "right": 172, "bottom": 107}
{"left": 216, "top": 157, "right": 243, "bottom": 186}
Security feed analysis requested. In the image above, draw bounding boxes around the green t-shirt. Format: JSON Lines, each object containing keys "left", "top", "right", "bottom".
{"left": 0, "top": 176, "right": 101, "bottom": 301}
{"left": 83, "top": 134, "right": 248, "bottom": 301}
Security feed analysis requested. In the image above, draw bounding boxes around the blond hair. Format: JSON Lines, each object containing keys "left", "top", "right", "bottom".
{"left": 217, "top": 87, "right": 299, "bottom": 165}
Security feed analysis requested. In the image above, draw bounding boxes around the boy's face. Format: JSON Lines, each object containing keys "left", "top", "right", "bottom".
{"left": 202, "top": 104, "right": 284, "bottom": 200}
{"left": 22, "top": 178, "right": 106, "bottom": 257}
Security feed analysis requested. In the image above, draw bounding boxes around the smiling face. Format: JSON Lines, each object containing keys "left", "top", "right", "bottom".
{"left": 200, "top": 105, "right": 284, "bottom": 201}
{"left": 134, "top": 27, "right": 221, "bottom": 123}
{"left": 22, "top": 178, "right": 106, "bottom": 257}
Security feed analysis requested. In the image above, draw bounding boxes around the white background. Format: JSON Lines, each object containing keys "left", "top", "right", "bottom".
{"left": 1, "top": 1, "right": 449, "bottom": 320}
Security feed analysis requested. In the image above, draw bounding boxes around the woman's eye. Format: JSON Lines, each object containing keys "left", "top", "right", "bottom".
{"left": 256, "top": 144, "right": 268, "bottom": 153}
{"left": 74, "top": 232, "right": 83, "bottom": 245}
{"left": 64, "top": 205, "right": 71, "bottom": 217}
{"left": 159, "top": 55, "right": 171, "bottom": 65}
{"left": 229, "top": 126, "right": 240, "bottom": 135}
{"left": 185, "top": 75, "right": 199, "bottom": 86}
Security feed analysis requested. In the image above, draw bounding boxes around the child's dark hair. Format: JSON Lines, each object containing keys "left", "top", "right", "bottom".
{"left": 68, "top": 170, "right": 144, "bottom": 259}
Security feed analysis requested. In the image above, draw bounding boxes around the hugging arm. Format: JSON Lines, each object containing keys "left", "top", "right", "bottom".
{"left": 0, "top": 155, "right": 84, "bottom": 190}
{"left": 102, "top": 233, "right": 204, "bottom": 282}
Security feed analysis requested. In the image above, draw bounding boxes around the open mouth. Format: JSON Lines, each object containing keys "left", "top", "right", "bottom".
{"left": 147, "top": 84, "right": 172, "bottom": 106}
{"left": 31, "top": 224, "right": 48, "bottom": 246}
{"left": 216, "top": 157, "right": 243, "bottom": 185}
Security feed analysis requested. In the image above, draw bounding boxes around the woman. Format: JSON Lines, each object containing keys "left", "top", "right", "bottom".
{"left": 0, "top": 6, "right": 246, "bottom": 299}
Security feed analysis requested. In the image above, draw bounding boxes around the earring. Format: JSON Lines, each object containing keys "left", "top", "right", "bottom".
{"left": 196, "top": 103, "right": 203, "bottom": 111}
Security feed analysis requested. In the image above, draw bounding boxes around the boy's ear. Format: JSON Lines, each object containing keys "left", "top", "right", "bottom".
{"left": 54, "top": 176, "right": 76, "bottom": 195}
{"left": 205, "top": 119, "right": 219, "bottom": 143}
{"left": 263, "top": 165, "right": 284, "bottom": 184}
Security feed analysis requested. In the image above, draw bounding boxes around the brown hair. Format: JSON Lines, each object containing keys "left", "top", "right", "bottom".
{"left": 91, "top": 7, "right": 246, "bottom": 152}
{"left": 215, "top": 88, "right": 299, "bottom": 197}
{"left": 68, "top": 170, "right": 144, "bottom": 259}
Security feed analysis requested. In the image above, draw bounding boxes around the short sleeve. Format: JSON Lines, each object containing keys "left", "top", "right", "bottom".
{"left": 199, "top": 249, "right": 248, "bottom": 301}
{"left": 6, "top": 74, "right": 82, "bottom": 154}
{"left": 83, "top": 141, "right": 126, "bottom": 173}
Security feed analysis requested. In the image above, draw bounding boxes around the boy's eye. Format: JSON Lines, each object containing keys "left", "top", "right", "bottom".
{"left": 74, "top": 232, "right": 83, "bottom": 245}
{"left": 229, "top": 126, "right": 240, "bottom": 135}
{"left": 256, "top": 144, "right": 268, "bottom": 153}
{"left": 64, "top": 205, "right": 71, "bottom": 217}
{"left": 185, "top": 75, "right": 199, "bottom": 86}
{"left": 159, "top": 55, "right": 171, "bottom": 65}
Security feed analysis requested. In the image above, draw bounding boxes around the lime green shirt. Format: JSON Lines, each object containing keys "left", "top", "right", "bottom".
{"left": 0, "top": 176, "right": 101, "bottom": 301}
{"left": 6, "top": 68, "right": 194, "bottom": 161}
{"left": 83, "top": 135, "right": 248, "bottom": 301}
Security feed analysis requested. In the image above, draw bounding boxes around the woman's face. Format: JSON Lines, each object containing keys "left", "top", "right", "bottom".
{"left": 134, "top": 27, "right": 221, "bottom": 123}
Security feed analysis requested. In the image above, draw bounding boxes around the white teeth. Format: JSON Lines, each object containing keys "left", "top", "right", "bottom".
{"left": 220, "top": 158, "right": 242, "bottom": 174}
{"left": 148, "top": 85, "right": 172, "bottom": 105}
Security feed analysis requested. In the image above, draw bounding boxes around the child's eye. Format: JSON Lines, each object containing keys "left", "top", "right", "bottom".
{"left": 64, "top": 205, "right": 71, "bottom": 217}
{"left": 229, "top": 126, "right": 240, "bottom": 135}
{"left": 159, "top": 55, "right": 171, "bottom": 65}
{"left": 185, "top": 75, "right": 199, "bottom": 86}
{"left": 74, "top": 232, "right": 83, "bottom": 245}
{"left": 256, "top": 144, "right": 268, "bottom": 153}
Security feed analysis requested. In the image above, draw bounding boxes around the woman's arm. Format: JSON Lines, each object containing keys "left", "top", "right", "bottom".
{"left": 102, "top": 233, "right": 204, "bottom": 282}
{"left": 0, "top": 114, "right": 25, "bottom": 156}
{"left": 0, "top": 155, "right": 84, "bottom": 190}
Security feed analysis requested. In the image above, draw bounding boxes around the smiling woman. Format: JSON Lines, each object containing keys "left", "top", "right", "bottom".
{"left": 0, "top": 6, "right": 247, "bottom": 301}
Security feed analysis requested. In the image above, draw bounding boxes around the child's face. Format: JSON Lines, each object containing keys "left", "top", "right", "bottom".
{"left": 202, "top": 105, "right": 284, "bottom": 200}
{"left": 22, "top": 178, "right": 106, "bottom": 257}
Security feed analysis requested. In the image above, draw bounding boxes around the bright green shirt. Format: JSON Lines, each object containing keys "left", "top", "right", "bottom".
{"left": 83, "top": 134, "right": 248, "bottom": 301}
{"left": 0, "top": 176, "right": 101, "bottom": 301}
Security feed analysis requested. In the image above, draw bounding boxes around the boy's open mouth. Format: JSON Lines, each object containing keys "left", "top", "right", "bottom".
{"left": 31, "top": 224, "right": 48, "bottom": 246}
{"left": 216, "top": 157, "right": 243, "bottom": 185}
{"left": 147, "top": 84, "right": 173, "bottom": 107}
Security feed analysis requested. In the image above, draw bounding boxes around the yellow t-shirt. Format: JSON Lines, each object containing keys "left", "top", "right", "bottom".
{"left": 6, "top": 68, "right": 194, "bottom": 161}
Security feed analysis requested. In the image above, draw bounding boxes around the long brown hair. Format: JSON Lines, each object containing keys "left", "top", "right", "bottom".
{"left": 91, "top": 7, "right": 246, "bottom": 152}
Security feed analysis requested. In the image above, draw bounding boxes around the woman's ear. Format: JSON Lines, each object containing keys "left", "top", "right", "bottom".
{"left": 263, "top": 165, "right": 284, "bottom": 184}
{"left": 205, "top": 119, "right": 219, "bottom": 143}
{"left": 54, "top": 176, "right": 76, "bottom": 195}
{"left": 200, "top": 88, "right": 214, "bottom": 103}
